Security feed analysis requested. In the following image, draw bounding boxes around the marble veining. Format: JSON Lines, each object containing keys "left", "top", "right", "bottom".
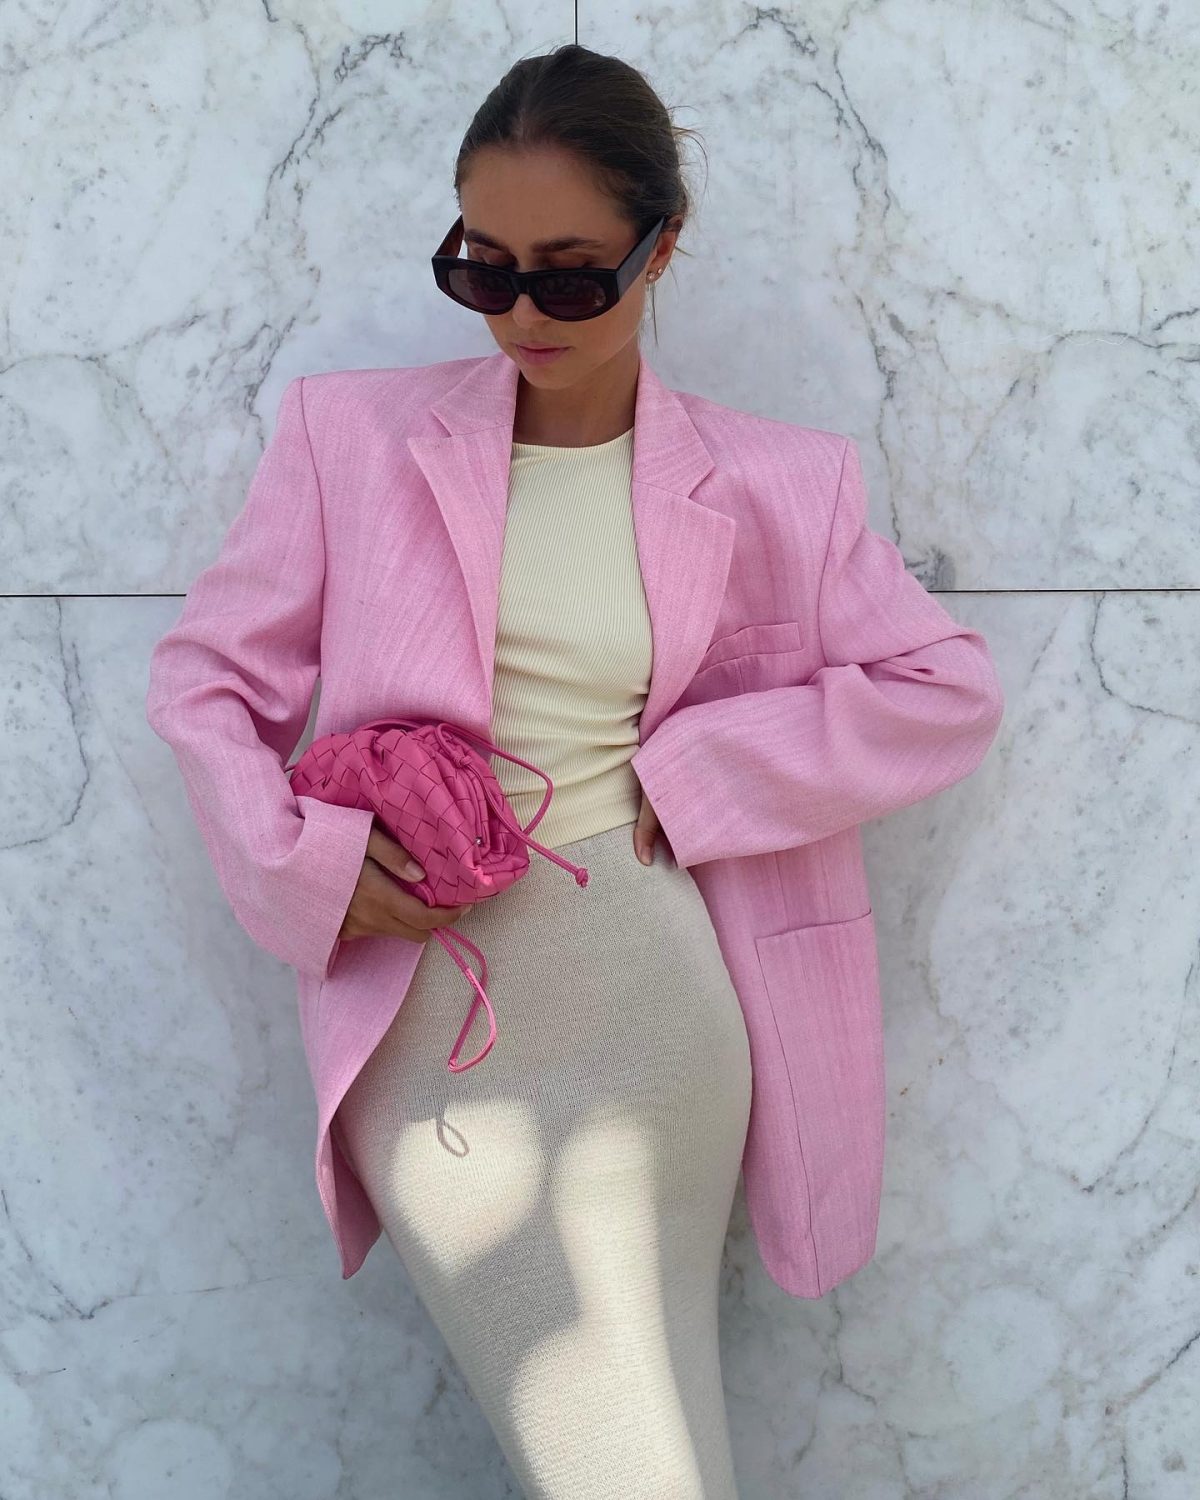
{"left": 1, "top": 3, "right": 1195, "bottom": 1497}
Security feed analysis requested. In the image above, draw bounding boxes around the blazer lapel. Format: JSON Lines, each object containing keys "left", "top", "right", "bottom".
{"left": 404, "top": 348, "right": 734, "bottom": 744}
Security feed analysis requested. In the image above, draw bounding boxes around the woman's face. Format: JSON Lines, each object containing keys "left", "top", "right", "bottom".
{"left": 457, "top": 145, "right": 675, "bottom": 384}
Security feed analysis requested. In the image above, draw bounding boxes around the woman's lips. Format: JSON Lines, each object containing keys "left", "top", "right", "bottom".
{"left": 515, "top": 343, "right": 569, "bottom": 364}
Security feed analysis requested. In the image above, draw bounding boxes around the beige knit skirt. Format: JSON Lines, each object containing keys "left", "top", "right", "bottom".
{"left": 333, "top": 817, "right": 753, "bottom": 1500}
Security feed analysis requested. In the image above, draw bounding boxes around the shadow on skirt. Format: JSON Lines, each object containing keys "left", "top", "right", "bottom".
{"left": 333, "top": 817, "right": 754, "bottom": 1499}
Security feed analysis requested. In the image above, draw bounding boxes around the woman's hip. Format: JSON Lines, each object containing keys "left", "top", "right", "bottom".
{"left": 337, "top": 816, "right": 752, "bottom": 1134}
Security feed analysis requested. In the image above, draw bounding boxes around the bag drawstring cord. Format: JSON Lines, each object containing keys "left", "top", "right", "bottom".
{"left": 418, "top": 722, "right": 590, "bottom": 1072}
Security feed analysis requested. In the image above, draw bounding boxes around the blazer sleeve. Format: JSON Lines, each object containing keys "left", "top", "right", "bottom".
{"left": 145, "top": 375, "right": 377, "bottom": 982}
{"left": 629, "top": 436, "right": 1005, "bottom": 869}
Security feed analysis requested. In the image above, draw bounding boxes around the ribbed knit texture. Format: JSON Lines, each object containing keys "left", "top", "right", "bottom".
{"left": 487, "top": 426, "right": 650, "bottom": 847}
{"left": 333, "top": 819, "right": 752, "bottom": 1499}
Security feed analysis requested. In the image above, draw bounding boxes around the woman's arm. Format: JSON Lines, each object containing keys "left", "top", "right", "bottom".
{"left": 145, "top": 376, "right": 375, "bottom": 982}
{"left": 629, "top": 436, "right": 1005, "bottom": 869}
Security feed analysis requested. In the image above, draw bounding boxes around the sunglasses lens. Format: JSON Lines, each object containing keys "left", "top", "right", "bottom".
{"left": 445, "top": 264, "right": 609, "bottom": 319}
{"left": 447, "top": 264, "right": 515, "bottom": 313}
{"left": 536, "top": 272, "right": 608, "bottom": 318}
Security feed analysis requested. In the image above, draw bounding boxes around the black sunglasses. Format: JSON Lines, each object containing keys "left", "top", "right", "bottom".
{"left": 431, "top": 214, "right": 667, "bottom": 322}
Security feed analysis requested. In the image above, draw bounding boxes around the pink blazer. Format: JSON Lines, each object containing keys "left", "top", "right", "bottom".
{"left": 145, "top": 348, "right": 1004, "bottom": 1299}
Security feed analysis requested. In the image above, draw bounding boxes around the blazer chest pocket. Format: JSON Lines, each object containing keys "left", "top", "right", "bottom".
{"left": 699, "top": 619, "right": 804, "bottom": 672}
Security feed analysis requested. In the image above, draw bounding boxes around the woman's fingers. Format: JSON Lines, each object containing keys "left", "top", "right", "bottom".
{"left": 632, "top": 786, "right": 660, "bottom": 866}
{"left": 337, "top": 835, "right": 474, "bottom": 945}
{"left": 366, "top": 824, "right": 427, "bottom": 883}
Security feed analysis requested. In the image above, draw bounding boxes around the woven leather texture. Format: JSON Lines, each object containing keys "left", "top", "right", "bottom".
{"left": 287, "top": 716, "right": 589, "bottom": 1073}
{"left": 289, "top": 718, "right": 530, "bottom": 909}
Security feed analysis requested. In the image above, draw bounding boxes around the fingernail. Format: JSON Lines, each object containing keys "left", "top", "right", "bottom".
{"left": 404, "top": 860, "right": 425, "bottom": 880}
{"left": 637, "top": 846, "right": 652, "bottom": 865}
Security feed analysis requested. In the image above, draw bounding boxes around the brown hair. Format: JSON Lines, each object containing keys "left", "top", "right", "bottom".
{"left": 452, "top": 43, "right": 706, "bottom": 344}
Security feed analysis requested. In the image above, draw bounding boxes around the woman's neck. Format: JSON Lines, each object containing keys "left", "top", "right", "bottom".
{"left": 512, "top": 344, "right": 639, "bottom": 446}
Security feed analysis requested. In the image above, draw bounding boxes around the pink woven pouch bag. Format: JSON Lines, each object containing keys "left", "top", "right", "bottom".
{"left": 288, "top": 717, "right": 589, "bottom": 1073}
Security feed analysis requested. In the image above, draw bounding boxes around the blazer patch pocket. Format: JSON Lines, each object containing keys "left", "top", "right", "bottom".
{"left": 699, "top": 619, "right": 804, "bottom": 671}
{"left": 753, "top": 909, "right": 884, "bottom": 1218}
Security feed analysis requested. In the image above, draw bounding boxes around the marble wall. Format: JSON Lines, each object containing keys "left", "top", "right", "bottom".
{"left": 3, "top": 3, "right": 1195, "bottom": 1497}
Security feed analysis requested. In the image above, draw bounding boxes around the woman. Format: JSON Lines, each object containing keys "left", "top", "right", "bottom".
{"left": 334, "top": 48, "right": 755, "bottom": 1500}
{"left": 147, "top": 41, "right": 1003, "bottom": 1500}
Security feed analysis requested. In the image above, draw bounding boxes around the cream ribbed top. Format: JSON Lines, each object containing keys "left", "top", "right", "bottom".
{"left": 487, "top": 424, "right": 653, "bottom": 849}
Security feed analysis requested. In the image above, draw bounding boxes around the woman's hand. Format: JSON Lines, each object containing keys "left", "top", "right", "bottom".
{"left": 338, "top": 827, "right": 475, "bottom": 947}
{"left": 633, "top": 786, "right": 665, "bottom": 866}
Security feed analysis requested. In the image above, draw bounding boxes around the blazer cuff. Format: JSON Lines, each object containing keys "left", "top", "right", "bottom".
{"left": 629, "top": 720, "right": 707, "bottom": 870}
{"left": 282, "top": 798, "right": 378, "bottom": 982}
